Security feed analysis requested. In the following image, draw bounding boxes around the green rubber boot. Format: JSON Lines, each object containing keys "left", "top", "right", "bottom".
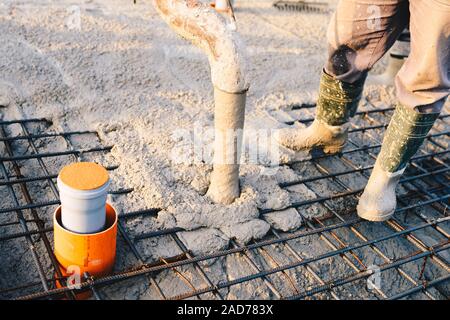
{"left": 357, "top": 103, "right": 440, "bottom": 222}
{"left": 276, "top": 70, "right": 365, "bottom": 154}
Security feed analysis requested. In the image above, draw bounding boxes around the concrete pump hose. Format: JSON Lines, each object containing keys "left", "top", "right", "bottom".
{"left": 153, "top": 0, "right": 248, "bottom": 93}
{"left": 153, "top": 0, "right": 249, "bottom": 205}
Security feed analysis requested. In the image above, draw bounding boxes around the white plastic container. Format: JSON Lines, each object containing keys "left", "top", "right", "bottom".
{"left": 57, "top": 162, "right": 110, "bottom": 234}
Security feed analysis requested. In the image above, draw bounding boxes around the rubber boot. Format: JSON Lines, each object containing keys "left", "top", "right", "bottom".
{"left": 357, "top": 103, "right": 440, "bottom": 221}
{"left": 276, "top": 119, "right": 349, "bottom": 154}
{"left": 277, "top": 70, "right": 365, "bottom": 154}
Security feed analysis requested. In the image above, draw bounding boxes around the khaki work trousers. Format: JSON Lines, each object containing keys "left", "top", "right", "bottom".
{"left": 325, "top": 0, "right": 450, "bottom": 113}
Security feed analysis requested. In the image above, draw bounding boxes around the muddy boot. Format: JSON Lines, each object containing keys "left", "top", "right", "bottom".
{"left": 276, "top": 119, "right": 349, "bottom": 154}
{"left": 357, "top": 103, "right": 439, "bottom": 221}
{"left": 277, "top": 70, "right": 365, "bottom": 154}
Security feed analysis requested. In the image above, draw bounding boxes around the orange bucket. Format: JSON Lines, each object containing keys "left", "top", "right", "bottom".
{"left": 53, "top": 203, "right": 118, "bottom": 298}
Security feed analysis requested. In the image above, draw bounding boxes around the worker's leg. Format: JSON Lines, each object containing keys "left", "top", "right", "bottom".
{"left": 325, "top": 0, "right": 409, "bottom": 83}
{"left": 396, "top": 0, "right": 450, "bottom": 112}
{"left": 358, "top": 0, "right": 450, "bottom": 222}
{"left": 277, "top": 0, "right": 410, "bottom": 153}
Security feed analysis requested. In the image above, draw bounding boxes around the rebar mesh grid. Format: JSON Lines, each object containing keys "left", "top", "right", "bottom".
{"left": 0, "top": 98, "right": 448, "bottom": 300}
